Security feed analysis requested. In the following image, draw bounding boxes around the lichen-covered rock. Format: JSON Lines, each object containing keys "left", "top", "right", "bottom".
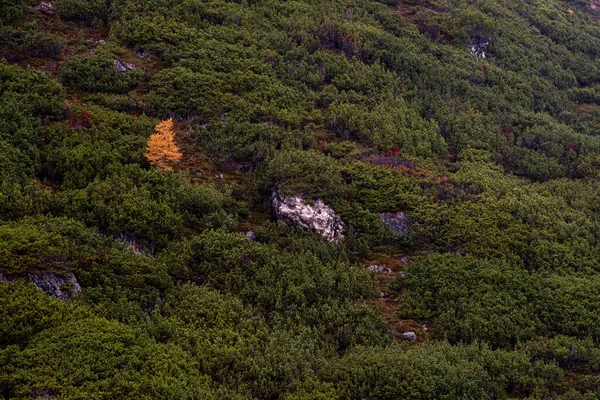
{"left": 380, "top": 211, "right": 410, "bottom": 238}
{"left": 401, "top": 331, "right": 417, "bottom": 342}
{"left": 113, "top": 59, "right": 136, "bottom": 73}
{"left": 470, "top": 36, "right": 489, "bottom": 59}
{"left": 271, "top": 191, "right": 345, "bottom": 242}
{"left": 27, "top": 271, "right": 81, "bottom": 300}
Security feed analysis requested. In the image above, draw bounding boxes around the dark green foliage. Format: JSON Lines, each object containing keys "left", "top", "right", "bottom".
{"left": 259, "top": 149, "right": 346, "bottom": 201}
{"left": 325, "top": 342, "right": 565, "bottom": 399}
{"left": 5, "top": 0, "right": 600, "bottom": 397}
{"left": 393, "top": 254, "right": 600, "bottom": 347}
{"left": 0, "top": 61, "right": 65, "bottom": 117}
{"left": 0, "top": 281, "right": 76, "bottom": 346}
{"left": 56, "top": 0, "right": 109, "bottom": 26}
{"left": 42, "top": 107, "right": 155, "bottom": 189}
{"left": 60, "top": 52, "right": 144, "bottom": 93}
{"left": 6, "top": 317, "right": 236, "bottom": 399}
{"left": 0, "top": 0, "right": 27, "bottom": 22}
{"left": 0, "top": 217, "right": 173, "bottom": 316}
{"left": 58, "top": 165, "right": 238, "bottom": 247}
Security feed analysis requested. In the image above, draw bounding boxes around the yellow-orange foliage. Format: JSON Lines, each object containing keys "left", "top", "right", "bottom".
{"left": 145, "top": 118, "right": 182, "bottom": 170}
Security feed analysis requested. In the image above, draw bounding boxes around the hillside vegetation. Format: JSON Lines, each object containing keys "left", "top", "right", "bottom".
{"left": 3, "top": 0, "right": 600, "bottom": 398}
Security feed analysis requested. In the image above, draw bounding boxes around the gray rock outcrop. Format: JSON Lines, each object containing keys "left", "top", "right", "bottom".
{"left": 470, "top": 36, "right": 489, "bottom": 59}
{"left": 271, "top": 191, "right": 345, "bottom": 242}
{"left": 401, "top": 331, "right": 417, "bottom": 342}
{"left": 24, "top": 271, "right": 81, "bottom": 300}
{"left": 113, "top": 59, "right": 136, "bottom": 73}
{"left": 27, "top": 271, "right": 81, "bottom": 300}
{"left": 1, "top": 269, "right": 81, "bottom": 299}
{"left": 380, "top": 211, "right": 410, "bottom": 238}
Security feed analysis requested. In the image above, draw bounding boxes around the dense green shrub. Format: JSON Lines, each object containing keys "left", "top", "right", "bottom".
{"left": 0, "top": 0, "right": 28, "bottom": 22}
{"left": 58, "top": 165, "right": 238, "bottom": 246}
{"left": 56, "top": 0, "right": 109, "bottom": 26}
{"left": 60, "top": 53, "right": 144, "bottom": 93}
{"left": 42, "top": 107, "right": 155, "bottom": 188}
{"left": 258, "top": 149, "right": 346, "bottom": 201}
{"left": 0, "top": 281, "right": 79, "bottom": 346}
{"left": 6, "top": 317, "right": 237, "bottom": 399}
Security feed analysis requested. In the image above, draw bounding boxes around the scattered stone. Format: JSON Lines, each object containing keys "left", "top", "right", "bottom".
{"left": 113, "top": 59, "right": 136, "bottom": 73}
{"left": 27, "top": 271, "right": 81, "bottom": 300}
{"left": 367, "top": 265, "right": 393, "bottom": 274}
{"left": 97, "top": 40, "right": 105, "bottom": 44}
{"left": 137, "top": 49, "right": 148, "bottom": 57}
{"left": 35, "top": 2, "right": 55, "bottom": 15}
{"left": 401, "top": 331, "right": 417, "bottom": 342}
{"left": 195, "top": 172, "right": 201, "bottom": 178}
{"left": 380, "top": 211, "right": 410, "bottom": 238}
{"left": 246, "top": 231, "right": 257, "bottom": 241}
{"left": 399, "top": 256, "right": 409, "bottom": 265}
{"left": 399, "top": 271, "right": 406, "bottom": 279}
{"left": 219, "top": 173, "right": 224, "bottom": 179}
{"left": 271, "top": 191, "right": 345, "bottom": 243}
{"left": 422, "top": 324, "right": 429, "bottom": 332}
{"left": 470, "top": 36, "right": 490, "bottom": 59}
{"left": 379, "top": 291, "right": 385, "bottom": 298}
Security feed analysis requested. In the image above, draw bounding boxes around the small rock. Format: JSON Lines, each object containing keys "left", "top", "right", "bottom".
{"left": 422, "top": 324, "right": 428, "bottom": 332}
{"left": 368, "top": 264, "right": 384, "bottom": 273}
{"left": 219, "top": 174, "right": 224, "bottom": 179}
{"left": 399, "top": 271, "right": 406, "bottom": 279}
{"left": 470, "top": 36, "right": 490, "bottom": 59}
{"left": 401, "top": 331, "right": 417, "bottom": 342}
{"left": 35, "top": 2, "right": 55, "bottom": 15}
{"left": 137, "top": 49, "right": 148, "bottom": 57}
{"left": 195, "top": 172, "right": 201, "bottom": 178}
{"left": 246, "top": 231, "right": 256, "bottom": 241}
{"left": 399, "top": 256, "right": 409, "bottom": 265}
{"left": 379, "top": 291, "right": 385, "bottom": 298}
{"left": 113, "top": 59, "right": 136, "bottom": 73}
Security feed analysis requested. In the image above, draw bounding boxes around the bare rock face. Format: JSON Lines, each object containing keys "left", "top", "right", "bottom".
{"left": 27, "top": 271, "right": 81, "bottom": 300}
{"left": 113, "top": 59, "right": 136, "bottom": 73}
{"left": 470, "top": 36, "right": 489, "bottom": 59}
{"left": 117, "top": 231, "right": 154, "bottom": 255}
{"left": 380, "top": 211, "right": 410, "bottom": 238}
{"left": 271, "top": 191, "right": 345, "bottom": 242}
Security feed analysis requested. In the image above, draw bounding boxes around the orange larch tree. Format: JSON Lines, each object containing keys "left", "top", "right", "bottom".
{"left": 145, "top": 118, "right": 182, "bottom": 171}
